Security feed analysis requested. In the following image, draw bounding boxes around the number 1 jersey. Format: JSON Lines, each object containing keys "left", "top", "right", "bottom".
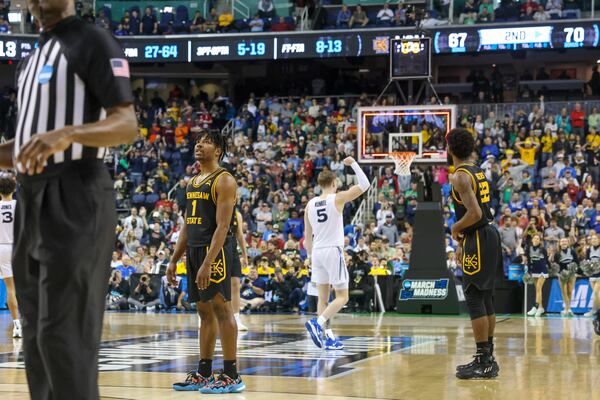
{"left": 307, "top": 194, "right": 344, "bottom": 249}
{"left": 451, "top": 163, "right": 494, "bottom": 234}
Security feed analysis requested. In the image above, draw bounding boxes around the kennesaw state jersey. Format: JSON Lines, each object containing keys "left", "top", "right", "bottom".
{"left": 307, "top": 194, "right": 344, "bottom": 249}
{"left": 451, "top": 163, "right": 494, "bottom": 233}
{"left": 0, "top": 200, "right": 15, "bottom": 244}
{"left": 186, "top": 168, "right": 236, "bottom": 247}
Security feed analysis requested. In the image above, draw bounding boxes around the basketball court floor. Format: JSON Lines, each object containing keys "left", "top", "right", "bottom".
{"left": 0, "top": 311, "right": 598, "bottom": 400}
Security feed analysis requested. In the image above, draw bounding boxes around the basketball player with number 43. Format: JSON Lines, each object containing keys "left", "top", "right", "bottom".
{"left": 304, "top": 157, "right": 370, "bottom": 350}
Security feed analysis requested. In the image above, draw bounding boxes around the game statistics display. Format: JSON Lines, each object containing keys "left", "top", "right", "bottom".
{"left": 1, "top": 20, "right": 598, "bottom": 62}
{"left": 390, "top": 37, "right": 431, "bottom": 80}
{"left": 357, "top": 105, "right": 457, "bottom": 165}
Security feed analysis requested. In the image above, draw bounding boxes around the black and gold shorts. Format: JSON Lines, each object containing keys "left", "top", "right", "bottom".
{"left": 461, "top": 224, "right": 502, "bottom": 291}
{"left": 186, "top": 237, "right": 236, "bottom": 303}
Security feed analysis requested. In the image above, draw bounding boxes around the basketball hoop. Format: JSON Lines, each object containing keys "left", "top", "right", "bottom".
{"left": 389, "top": 152, "right": 416, "bottom": 176}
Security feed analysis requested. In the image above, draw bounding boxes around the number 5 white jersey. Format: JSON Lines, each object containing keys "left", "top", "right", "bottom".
{"left": 307, "top": 194, "right": 344, "bottom": 249}
{"left": 0, "top": 200, "right": 15, "bottom": 244}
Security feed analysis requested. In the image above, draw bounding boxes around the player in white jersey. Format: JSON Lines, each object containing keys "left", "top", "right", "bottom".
{"left": 304, "top": 157, "right": 370, "bottom": 350}
{"left": 0, "top": 173, "right": 21, "bottom": 338}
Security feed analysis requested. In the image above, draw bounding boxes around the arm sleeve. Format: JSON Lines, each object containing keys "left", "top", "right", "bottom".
{"left": 78, "top": 27, "right": 133, "bottom": 109}
{"left": 351, "top": 162, "right": 370, "bottom": 192}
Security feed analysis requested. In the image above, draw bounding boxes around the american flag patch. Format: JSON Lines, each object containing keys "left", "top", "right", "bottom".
{"left": 110, "top": 58, "right": 130, "bottom": 78}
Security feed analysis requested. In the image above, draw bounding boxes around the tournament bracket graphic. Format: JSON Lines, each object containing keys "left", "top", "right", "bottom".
{"left": 0, "top": 331, "right": 442, "bottom": 378}
{"left": 400, "top": 279, "right": 450, "bottom": 301}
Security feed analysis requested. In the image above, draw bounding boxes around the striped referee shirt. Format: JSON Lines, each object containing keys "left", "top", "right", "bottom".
{"left": 14, "top": 16, "right": 132, "bottom": 172}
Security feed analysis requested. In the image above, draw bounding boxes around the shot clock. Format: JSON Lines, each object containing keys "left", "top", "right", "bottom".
{"left": 390, "top": 37, "right": 431, "bottom": 80}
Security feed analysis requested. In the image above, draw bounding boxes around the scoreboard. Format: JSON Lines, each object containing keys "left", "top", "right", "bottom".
{"left": 390, "top": 37, "right": 431, "bottom": 80}
{"left": 1, "top": 20, "right": 598, "bottom": 62}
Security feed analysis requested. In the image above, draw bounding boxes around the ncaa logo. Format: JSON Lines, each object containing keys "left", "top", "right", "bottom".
{"left": 403, "top": 280, "right": 412, "bottom": 290}
{"left": 38, "top": 65, "right": 54, "bottom": 84}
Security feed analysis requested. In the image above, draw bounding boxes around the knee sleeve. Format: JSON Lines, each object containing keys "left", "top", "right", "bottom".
{"left": 465, "top": 285, "right": 494, "bottom": 320}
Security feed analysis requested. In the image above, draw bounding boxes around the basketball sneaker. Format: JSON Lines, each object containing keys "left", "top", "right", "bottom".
{"left": 456, "top": 355, "right": 499, "bottom": 375}
{"left": 235, "top": 314, "right": 248, "bottom": 331}
{"left": 526, "top": 306, "right": 537, "bottom": 316}
{"left": 172, "top": 370, "right": 213, "bottom": 391}
{"left": 534, "top": 307, "right": 545, "bottom": 317}
{"left": 305, "top": 318, "right": 324, "bottom": 348}
{"left": 199, "top": 371, "right": 245, "bottom": 394}
{"left": 324, "top": 337, "right": 344, "bottom": 350}
{"left": 455, "top": 353, "right": 498, "bottom": 380}
{"left": 583, "top": 309, "right": 597, "bottom": 318}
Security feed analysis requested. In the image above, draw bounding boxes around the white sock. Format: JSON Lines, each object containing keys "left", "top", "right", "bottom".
{"left": 234, "top": 313, "right": 240, "bottom": 322}
{"left": 317, "top": 316, "right": 327, "bottom": 327}
{"left": 325, "top": 329, "right": 335, "bottom": 340}
{"left": 13, "top": 319, "right": 20, "bottom": 328}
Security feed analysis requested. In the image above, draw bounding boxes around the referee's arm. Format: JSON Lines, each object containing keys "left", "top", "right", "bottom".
{"left": 17, "top": 104, "right": 137, "bottom": 175}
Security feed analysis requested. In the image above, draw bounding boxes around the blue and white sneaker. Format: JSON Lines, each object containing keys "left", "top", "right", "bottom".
{"left": 305, "top": 318, "right": 324, "bottom": 348}
{"left": 172, "top": 370, "right": 212, "bottom": 391}
{"left": 199, "top": 371, "right": 245, "bottom": 394}
{"left": 324, "top": 337, "right": 344, "bottom": 350}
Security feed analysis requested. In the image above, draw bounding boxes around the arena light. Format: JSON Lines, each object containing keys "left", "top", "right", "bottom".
{"left": 8, "top": 11, "right": 21, "bottom": 24}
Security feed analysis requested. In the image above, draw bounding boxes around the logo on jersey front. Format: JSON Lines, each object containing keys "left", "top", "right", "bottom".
{"left": 0, "top": 331, "right": 441, "bottom": 377}
{"left": 400, "top": 279, "right": 449, "bottom": 301}
{"left": 38, "top": 65, "right": 53, "bottom": 84}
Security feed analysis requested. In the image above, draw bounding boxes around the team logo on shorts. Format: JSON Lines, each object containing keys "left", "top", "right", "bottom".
{"left": 462, "top": 254, "right": 480, "bottom": 275}
{"left": 400, "top": 279, "right": 449, "bottom": 301}
{"left": 209, "top": 249, "right": 226, "bottom": 284}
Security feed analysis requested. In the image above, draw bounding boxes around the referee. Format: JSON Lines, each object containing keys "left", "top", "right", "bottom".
{"left": 0, "top": 0, "right": 137, "bottom": 399}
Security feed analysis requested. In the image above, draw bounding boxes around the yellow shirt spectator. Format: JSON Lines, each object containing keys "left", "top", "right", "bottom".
{"left": 176, "top": 259, "right": 187, "bottom": 275}
{"left": 516, "top": 139, "right": 539, "bottom": 166}
{"left": 586, "top": 132, "right": 600, "bottom": 151}
{"left": 541, "top": 134, "right": 556, "bottom": 154}
{"left": 219, "top": 12, "right": 233, "bottom": 27}
{"left": 369, "top": 265, "right": 391, "bottom": 276}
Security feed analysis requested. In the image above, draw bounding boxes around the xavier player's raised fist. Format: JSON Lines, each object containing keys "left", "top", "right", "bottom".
{"left": 343, "top": 156, "right": 356, "bottom": 166}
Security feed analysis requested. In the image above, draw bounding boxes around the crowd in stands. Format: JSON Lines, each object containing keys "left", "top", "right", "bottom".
{"left": 459, "top": 0, "right": 583, "bottom": 24}
{"left": 0, "top": 0, "right": 585, "bottom": 35}
{"left": 1, "top": 73, "right": 599, "bottom": 315}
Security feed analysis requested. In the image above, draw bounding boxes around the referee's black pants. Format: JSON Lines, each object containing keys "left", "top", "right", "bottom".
{"left": 13, "top": 160, "right": 116, "bottom": 400}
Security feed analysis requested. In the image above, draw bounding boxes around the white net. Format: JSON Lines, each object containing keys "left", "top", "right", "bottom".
{"left": 389, "top": 152, "right": 416, "bottom": 176}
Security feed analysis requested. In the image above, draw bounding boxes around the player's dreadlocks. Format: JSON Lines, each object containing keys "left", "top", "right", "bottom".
{"left": 197, "top": 130, "right": 228, "bottom": 162}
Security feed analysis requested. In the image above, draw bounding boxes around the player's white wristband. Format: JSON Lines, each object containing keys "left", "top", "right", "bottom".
{"left": 351, "top": 162, "right": 370, "bottom": 192}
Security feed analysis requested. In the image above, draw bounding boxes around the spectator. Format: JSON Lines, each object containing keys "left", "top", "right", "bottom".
{"left": 545, "top": 0, "right": 563, "bottom": 17}
{"left": 349, "top": 5, "right": 369, "bottom": 28}
{"left": 161, "top": 275, "right": 189, "bottom": 311}
{"left": 116, "top": 256, "right": 137, "bottom": 280}
{"left": 218, "top": 9, "right": 234, "bottom": 32}
{"left": 266, "top": 267, "right": 304, "bottom": 312}
{"left": 459, "top": 0, "right": 477, "bottom": 23}
{"left": 533, "top": 4, "right": 549, "bottom": 21}
{"left": 348, "top": 251, "right": 373, "bottom": 311}
{"left": 141, "top": 7, "right": 158, "bottom": 35}
{"left": 106, "top": 270, "right": 130, "bottom": 310}
{"left": 129, "top": 9, "right": 140, "bottom": 34}
{"left": 249, "top": 14, "right": 264, "bottom": 32}
{"left": 525, "top": 233, "right": 549, "bottom": 317}
{"left": 204, "top": 8, "right": 219, "bottom": 32}
{"left": 271, "top": 16, "right": 293, "bottom": 31}
{"left": 128, "top": 274, "right": 160, "bottom": 311}
{"left": 240, "top": 267, "right": 267, "bottom": 311}
{"left": 570, "top": 102, "right": 586, "bottom": 139}
{"left": 0, "top": 16, "right": 10, "bottom": 33}
{"left": 376, "top": 3, "right": 394, "bottom": 26}
{"left": 189, "top": 11, "right": 205, "bottom": 33}
{"left": 336, "top": 4, "right": 351, "bottom": 28}
{"left": 376, "top": 214, "right": 399, "bottom": 244}
{"left": 258, "top": 0, "right": 276, "bottom": 19}
{"left": 96, "top": 9, "right": 111, "bottom": 30}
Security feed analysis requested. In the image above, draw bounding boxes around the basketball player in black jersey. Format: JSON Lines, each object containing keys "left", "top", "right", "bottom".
{"left": 167, "top": 131, "right": 245, "bottom": 394}
{"left": 447, "top": 128, "right": 502, "bottom": 379}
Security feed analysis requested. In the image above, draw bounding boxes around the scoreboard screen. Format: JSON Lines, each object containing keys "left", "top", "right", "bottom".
{"left": 390, "top": 37, "right": 431, "bottom": 80}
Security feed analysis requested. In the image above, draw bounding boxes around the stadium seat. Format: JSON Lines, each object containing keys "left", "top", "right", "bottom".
{"left": 173, "top": 5, "right": 189, "bottom": 33}
{"left": 131, "top": 193, "right": 146, "bottom": 207}
{"left": 145, "top": 193, "right": 159, "bottom": 210}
